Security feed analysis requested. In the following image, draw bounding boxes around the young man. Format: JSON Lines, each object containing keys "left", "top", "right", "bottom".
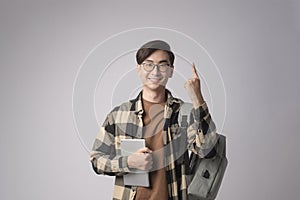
{"left": 90, "top": 40, "right": 218, "bottom": 200}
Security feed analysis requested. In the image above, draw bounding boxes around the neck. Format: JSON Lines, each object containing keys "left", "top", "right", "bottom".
{"left": 142, "top": 86, "right": 166, "bottom": 103}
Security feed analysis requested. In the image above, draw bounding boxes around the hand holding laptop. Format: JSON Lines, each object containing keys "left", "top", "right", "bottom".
{"left": 128, "top": 147, "right": 153, "bottom": 171}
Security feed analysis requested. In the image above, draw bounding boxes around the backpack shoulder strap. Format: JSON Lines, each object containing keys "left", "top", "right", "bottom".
{"left": 217, "top": 134, "right": 226, "bottom": 157}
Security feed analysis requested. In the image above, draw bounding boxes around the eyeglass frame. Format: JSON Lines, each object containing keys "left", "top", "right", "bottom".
{"left": 140, "top": 62, "right": 171, "bottom": 72}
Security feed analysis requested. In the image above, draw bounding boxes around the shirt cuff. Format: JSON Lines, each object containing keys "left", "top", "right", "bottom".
{"left": 193, "top": 101, "right": 209, "bottom": 121}
{"left": 120, "top": 156, "right": 131, "bottom": 173}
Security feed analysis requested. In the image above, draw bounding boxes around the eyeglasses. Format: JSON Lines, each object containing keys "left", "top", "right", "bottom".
{"left": 140, "top": 62, "right": 171, "bottom": 72}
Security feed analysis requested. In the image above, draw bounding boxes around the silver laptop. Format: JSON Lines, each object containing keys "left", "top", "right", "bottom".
{"left": 120, "top": 139, "right": 150, "bottom": 187}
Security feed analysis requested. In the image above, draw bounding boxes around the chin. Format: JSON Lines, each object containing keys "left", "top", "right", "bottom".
{"left": 144, "top": 84, "right": 165, "bottom": 91}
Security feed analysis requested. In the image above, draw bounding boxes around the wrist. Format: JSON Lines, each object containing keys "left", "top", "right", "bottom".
{"left": 127, "top": 155, "right": 133, "bottom": 169}
{"left": 192, "top": 94, "right": 204, "bottom": 108}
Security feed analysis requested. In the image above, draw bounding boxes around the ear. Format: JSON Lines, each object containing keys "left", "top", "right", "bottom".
{"left": 168, "top": 66, "right": 174, "bottom": 78}
{"left": 136, "top": 64, "right": 140, "bottom": 72}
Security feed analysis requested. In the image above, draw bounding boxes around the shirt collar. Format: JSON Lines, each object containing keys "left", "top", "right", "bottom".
{"left": 130, "top": 89, "right": 182, "bottom": 115}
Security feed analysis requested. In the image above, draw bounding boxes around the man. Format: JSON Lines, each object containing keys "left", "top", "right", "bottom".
{"left": 90, "top": 40, "right": 218, "bottom": 200}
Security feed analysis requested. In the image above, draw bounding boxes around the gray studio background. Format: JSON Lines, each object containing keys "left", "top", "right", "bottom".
{"left": 1, "top": 0, "right": 299, "bottom": 199}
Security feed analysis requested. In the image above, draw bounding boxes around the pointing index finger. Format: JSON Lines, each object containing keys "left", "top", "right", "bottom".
{"left": 192, "top": 63, "right": 199, "bottom": 79}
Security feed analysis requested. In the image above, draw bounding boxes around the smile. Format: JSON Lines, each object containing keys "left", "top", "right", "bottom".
{"left": 148, "top": 77, "right": 162, "bottom": 83}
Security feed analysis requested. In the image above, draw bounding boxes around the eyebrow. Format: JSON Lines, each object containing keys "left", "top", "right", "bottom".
{"left": 144, "top": 59, "right": 169, "bottom": 63}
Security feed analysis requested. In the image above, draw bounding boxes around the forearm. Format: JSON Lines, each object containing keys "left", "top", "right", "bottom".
{"left": 187, "top": 102, "right": 218, "bottom": 157}
{"left": 90, "top": 118, "right": 131, "bottom": 176}
{"left": 90, "top": 150, "right": 130, "bottom": 176}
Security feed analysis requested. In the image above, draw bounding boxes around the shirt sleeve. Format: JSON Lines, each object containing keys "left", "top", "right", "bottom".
{"left": 187, "top": 101, "right": 219, "bottom": 158}
{"left": 90, "top": 112, "right": 131, "bottom": 176}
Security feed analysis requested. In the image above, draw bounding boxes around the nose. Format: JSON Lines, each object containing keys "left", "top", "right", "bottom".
{"left": 151, "top": 65, "right": 160, "bottom": 75}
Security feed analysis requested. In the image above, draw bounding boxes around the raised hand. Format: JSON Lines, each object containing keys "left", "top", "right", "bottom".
{"left": 184, "top": 63, "right": 204, "bottom": 108}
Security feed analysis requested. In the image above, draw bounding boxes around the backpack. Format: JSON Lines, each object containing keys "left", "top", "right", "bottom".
{"left": 178, "top": 103, "right": 228, "bottom": 200}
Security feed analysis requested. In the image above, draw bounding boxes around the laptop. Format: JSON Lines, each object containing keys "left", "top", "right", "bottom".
{"left": 120, "top": 139, "right": 150, "bottom": 187}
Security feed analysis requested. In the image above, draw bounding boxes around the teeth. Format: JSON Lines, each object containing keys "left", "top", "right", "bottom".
{"left": 149, "top": 77, "right": 160, "bottom": 80}
{"left": 149, "top": 78, "right": 160, "bottom": 81}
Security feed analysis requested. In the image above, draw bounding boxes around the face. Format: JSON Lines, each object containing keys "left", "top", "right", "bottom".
{"left": 136, "top": 50, "right": 174, "bottom": 91}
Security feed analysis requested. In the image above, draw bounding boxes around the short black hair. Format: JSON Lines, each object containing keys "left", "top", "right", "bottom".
{"left": 136, "top": 40, "right": 175, "bottom": 67}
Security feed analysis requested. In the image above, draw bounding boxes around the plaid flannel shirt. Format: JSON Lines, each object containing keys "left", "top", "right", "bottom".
{"left": 90, "top": 90, "right": 217, "bottom": 200}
